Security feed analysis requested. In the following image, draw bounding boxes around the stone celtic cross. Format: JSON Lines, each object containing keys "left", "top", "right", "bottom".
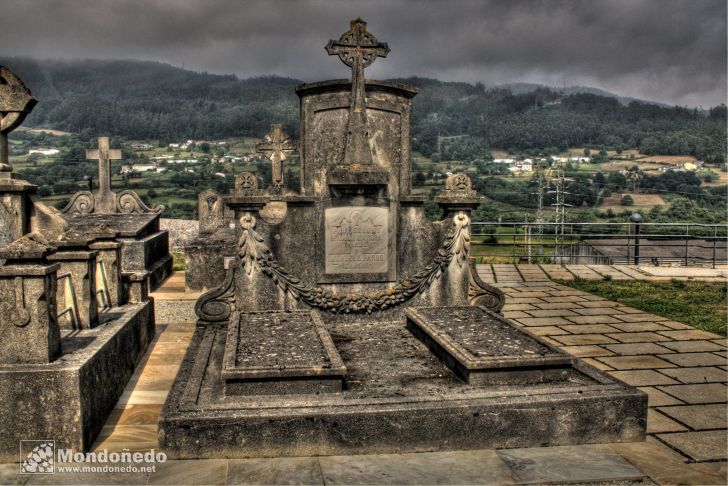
{"left": 0, "top": 66, "right": 38, "bottom": 173}
{"left": 86, "top": 136, "right": 122, "bottom": 213}
{"left": 256, "top": 124, "right": 295, "bottom": 189}
{"left": 326, "top": 19, "right": 389, "bottom": 166}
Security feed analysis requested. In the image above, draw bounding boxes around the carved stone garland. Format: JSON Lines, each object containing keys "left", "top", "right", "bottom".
{"left": 197, "top": 211, "right": 504, "bottom": 321}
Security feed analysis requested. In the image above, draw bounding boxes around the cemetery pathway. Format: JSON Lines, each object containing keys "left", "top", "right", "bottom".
{"left": 477, "top": 263, "right": 728, "bottom": 284}
{"left": 2, "top": 270, "right": 724, "bottom": 485}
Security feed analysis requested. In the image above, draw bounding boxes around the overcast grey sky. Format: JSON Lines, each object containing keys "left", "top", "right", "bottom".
{"left": 0, "top": 0, "right": 725, "bottom": 107}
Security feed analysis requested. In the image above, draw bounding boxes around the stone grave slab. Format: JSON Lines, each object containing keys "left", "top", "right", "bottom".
{"left": 159, "top": 318, "right": 646, "bottom": 458}
{"left": 222, "top": 310, "right": 346, "bottom": 395}
{"left": 405, "top": 306, "right": 573, "bottom": 385}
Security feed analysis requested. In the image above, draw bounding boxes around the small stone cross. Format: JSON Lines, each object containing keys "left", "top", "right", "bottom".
{"left": 0, "top": 66, "right": 38, "bottom": 173}
{"left": 86, "top": 136, "right": 122, "bottom": 213}
{"left": 326, "top": 19, "right": 389, "bottom": 165}
{"left": 256, "top": 124, "right": 295, "bottom": 189}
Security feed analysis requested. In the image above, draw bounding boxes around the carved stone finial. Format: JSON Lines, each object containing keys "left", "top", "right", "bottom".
{"left": 446, "top": 174, "right": 475, "bottom": 194}
{"left": 256, "top": 124, "right": 295, "bottom": 190}
{"left": 0, "top": 66, "right": 38, "bottom": 172}
{"left": 234, "top": 172, "right": 259, "bottom": 195}
{"left": 436, "top": 173, "right": 482, "bottom": 207}
{"left": 326, "top": 19, "right": 389, "bottom": 166}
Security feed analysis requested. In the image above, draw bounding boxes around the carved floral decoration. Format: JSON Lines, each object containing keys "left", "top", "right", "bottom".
{"left": 197, "top": 209, "right": 504, "bottom": 320}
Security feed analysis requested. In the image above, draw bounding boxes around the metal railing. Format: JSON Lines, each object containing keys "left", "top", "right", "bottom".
{"left": 470, "top": 219, "right": 728, "bottom": 268}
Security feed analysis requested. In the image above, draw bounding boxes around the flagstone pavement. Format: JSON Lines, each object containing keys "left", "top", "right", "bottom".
{"left": 2, "top": 267, "right": 725, "bottom": 485}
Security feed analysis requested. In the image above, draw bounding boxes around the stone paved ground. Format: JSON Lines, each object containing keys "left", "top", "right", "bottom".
{"left": 2, "top": 270, "right": 726, "bottom": 485}
{"left": 477, "top": 263, "right": 728, "bottom": 283}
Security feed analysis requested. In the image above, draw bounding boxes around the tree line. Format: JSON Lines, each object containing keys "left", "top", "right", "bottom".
{"left": 3, "top": 57, "right": 725, "bottom": 165}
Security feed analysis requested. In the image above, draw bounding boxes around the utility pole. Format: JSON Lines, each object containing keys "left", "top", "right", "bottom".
{"left": 525, "top": 213, "right": 532, "bottom": 263}
{"left": 548, "top": 161, "right": 572, "bottom": 262}
{"left": 531, "top": 165, "right": 545, "bottom": 261}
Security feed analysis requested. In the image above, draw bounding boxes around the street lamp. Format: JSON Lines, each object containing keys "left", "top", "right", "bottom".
{"left": 630, "top": 212, "right": 642, "bottom": 265}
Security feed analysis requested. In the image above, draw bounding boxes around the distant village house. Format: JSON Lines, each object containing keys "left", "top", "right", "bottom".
{"left": 28, "top": 148, "right": 60, "bottom": 156}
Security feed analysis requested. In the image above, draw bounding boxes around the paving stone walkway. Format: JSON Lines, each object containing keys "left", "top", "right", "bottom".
{"left": 2, "top": 271, "right": 725, "bottom": 485}
{"left": 477, "top": 263, "right": 728, "bottom": 283}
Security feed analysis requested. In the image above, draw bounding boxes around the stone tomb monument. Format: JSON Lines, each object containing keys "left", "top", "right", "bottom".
{"left": 0, "top": 66, "right": 68, "bottom": 249}
{"left": 159, "top": 20, "right": 645, "bottom": 458}
{"left": 60, "top": 136, "right": 173, "bottom": 290}
{"left": 0, "top": 66, "right": 155, "bottom": 461}
{"left": 184, "top": 126, "right": 296, "bottom": 291}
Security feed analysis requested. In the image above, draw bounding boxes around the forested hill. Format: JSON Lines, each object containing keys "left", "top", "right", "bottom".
{"left": 2, "top": 57, "right": 726, "bottom": 163}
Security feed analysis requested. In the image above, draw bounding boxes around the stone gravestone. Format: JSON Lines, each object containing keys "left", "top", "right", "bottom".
{"left": 159, "top": 20, "right": 646, "bottom": 458}
{"left": 0, "top": 66, "right": 40, "bottom": 246}
{"left": 0, "top": 66, "right": 37, "bottom": 174}
{"left": 198, "top": 188, "right": 226, "bottom": 234}
{"left": 60, "top": 136, "right": 172, "bottom": 289}
{"left": 0, "top": 65, "right": 68, "bottom": 257}
{"left": 256, "top": 124, "right": 295, "bottom": 192}
{"left": 0, "top": 66, "right": 155, "bottom": 461}
{"left": 85, "top": 136, "right": 122, "bottom": 213}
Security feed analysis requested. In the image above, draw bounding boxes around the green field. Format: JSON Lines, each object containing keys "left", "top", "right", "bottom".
{"left": 8, "top": 128, "right": 726, "bottom": 223}
{"left": 556, "top": 279, "right": 727, "bottom": 336}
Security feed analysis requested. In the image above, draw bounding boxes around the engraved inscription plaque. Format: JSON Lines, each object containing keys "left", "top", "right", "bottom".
{"left": 325, "top": 206, "right": 388, "bottom": 274}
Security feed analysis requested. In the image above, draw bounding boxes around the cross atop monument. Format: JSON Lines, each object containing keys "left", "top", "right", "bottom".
{"left": 326, "top": 19, "right": 389, "bottom": 111}
{"left": 326, "top": 19, "right": 389, "bottom": 166}
{"left": 0, "top": 66, "right": 38, "bottom": 174}
{"left": 86, "top": 136, "right": 122, "bottom": 213}
{"left": 256, "top": 124, "right": 295, "bottom": 190}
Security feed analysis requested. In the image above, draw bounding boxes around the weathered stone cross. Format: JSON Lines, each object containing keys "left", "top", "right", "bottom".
{"left": 86, "top": 136, "right": 122, "bottom": 213}
{"left": 0, "top": 66, "right": 37, "bottom": 174}
{"left": 326, "top": 19, "right": 389, "bottom": 166}
{"left": 256, "top": 124, "right": 295, "bottom": 189}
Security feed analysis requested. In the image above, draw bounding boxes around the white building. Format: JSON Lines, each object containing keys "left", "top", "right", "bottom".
{"left": 132, "top": 143, "right": 154, "bottom": 150}
{"left": 131, "top": 163, "right": 156, "bottom": 172}
{"left": 28, "top": 148, "right": 59, "bottom": 156}
{"left": 167, "top": 159, "right": 199, "bottom": 164}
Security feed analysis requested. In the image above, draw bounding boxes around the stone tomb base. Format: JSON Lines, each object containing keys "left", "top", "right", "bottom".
{"left": 159, "top": 308, "right": 646, "bottom": 459}
{"left": 0, "top": 302, "right": 154, "bottom": 462}
{"left": 63, "top": 213, "right": 173, "bottom": 290}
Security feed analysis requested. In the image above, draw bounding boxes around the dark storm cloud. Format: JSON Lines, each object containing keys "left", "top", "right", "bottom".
{"left": 0, "top": 0, "right": 725, "bottom": 106}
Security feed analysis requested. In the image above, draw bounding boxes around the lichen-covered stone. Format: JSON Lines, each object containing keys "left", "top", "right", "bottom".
{"left": 161, "top": 19, "right": 645, "bottom": 459}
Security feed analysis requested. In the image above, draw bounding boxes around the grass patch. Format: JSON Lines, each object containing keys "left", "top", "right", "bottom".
{"left": 171, "top": 252, "right": 186, "bottom": 271}
{"left": 555, "top": 278, "right": 727, "bottom": 336}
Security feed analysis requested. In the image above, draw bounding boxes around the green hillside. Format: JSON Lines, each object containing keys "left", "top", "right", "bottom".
{"left": 2, "top": 57, "right": 725, "bottom": 164}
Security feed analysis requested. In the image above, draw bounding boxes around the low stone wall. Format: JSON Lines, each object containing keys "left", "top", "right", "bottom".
{"left": 160, "top": 218, "right": 199, "bottom": 252}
